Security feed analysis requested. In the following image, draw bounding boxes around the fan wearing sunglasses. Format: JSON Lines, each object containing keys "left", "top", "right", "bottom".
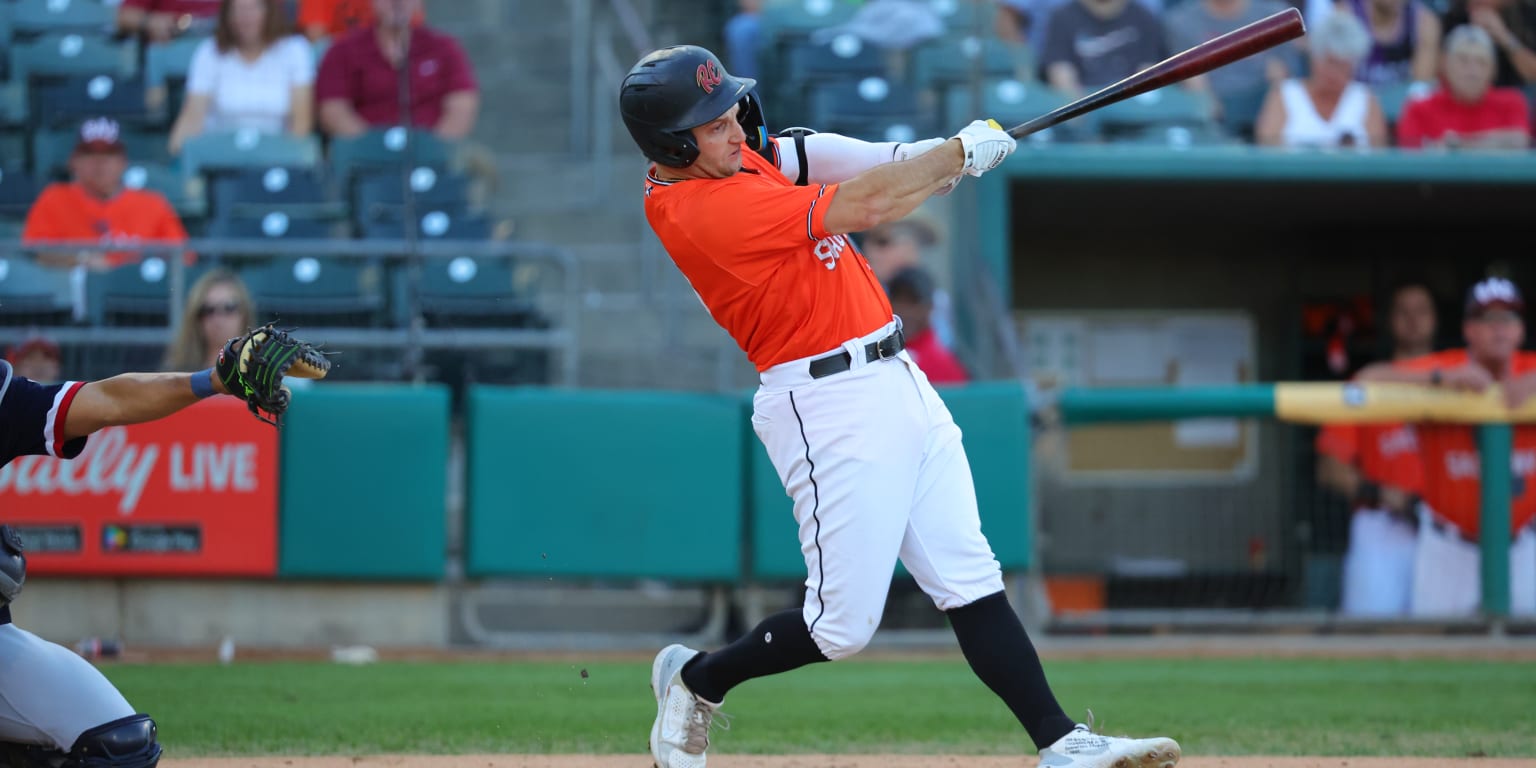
{"left": 164, "top": 269, "right": 256, "bottom": 371}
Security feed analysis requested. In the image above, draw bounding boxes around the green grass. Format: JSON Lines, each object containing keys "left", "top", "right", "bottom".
{"left": 102, "top": 657, "right": 1536, "bottom": 757}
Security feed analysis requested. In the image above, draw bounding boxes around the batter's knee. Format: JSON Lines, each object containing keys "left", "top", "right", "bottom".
{"left": 810, "top": 619, "right": 879, "bottom": 660}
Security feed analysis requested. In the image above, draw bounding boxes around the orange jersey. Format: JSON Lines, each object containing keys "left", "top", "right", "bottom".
{"left": 1394, "top": 349, "right": 1536, "bottom": 538}
{"left": 1315, "top": 421, "right": 1423, "bottom": 495}
{"left": 643, "top": 140, "right": 893, "bottom": 370}
{"left": 22, "top": 183, "right": 190, "bottom": 267}
{"left": 298, "top": 0, "right": 424, "bottom": 37}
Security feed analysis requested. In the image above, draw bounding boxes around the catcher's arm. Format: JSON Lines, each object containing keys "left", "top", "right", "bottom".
{"left": 62, "top": 370, "right": 232, "bottom": 440}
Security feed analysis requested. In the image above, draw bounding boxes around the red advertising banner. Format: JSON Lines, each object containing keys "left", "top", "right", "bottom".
{"left": 0, "top": 397, "right": 279, "bottom": 577}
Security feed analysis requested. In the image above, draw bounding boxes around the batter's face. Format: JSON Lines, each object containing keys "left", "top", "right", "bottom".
{"left": 680, "top": 103, "right": 746, "bottom": 180}
{"left": 1464, "top": 310, "right": 1524, "bottom": 368}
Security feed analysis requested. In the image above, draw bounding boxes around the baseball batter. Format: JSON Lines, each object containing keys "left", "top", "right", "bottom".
{"left": 0, "top": 327, "right": 327, "bottom": 768}
{"left": 1314, "top": 281, "right": 1436, "bottom": 615}
{"left": 1356, "top": 277, "right": 1536, "bottom": 616}
{"left": 621, "top": 45, "right": 1180, "bottom": 768}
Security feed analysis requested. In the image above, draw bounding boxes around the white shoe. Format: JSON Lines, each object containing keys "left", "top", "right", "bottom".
{"left": 1038, "top": 723, "right": 1181, "bottom": 768}
{"left": 649, "top": 644, "right": 720, "bottom": 768}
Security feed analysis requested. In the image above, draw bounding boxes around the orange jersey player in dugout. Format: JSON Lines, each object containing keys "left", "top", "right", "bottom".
{"left": 624, "top": 44, "right": 1182, "bottom": 768}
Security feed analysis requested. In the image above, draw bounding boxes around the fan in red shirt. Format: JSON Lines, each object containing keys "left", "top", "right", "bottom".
{"left": 1396, "top": 24, "right": 1531, "bottom": 150}
{"left": 315, "top": 0, "right": 479, "bottom": 140}
{"left": 885, "top": 265, "right": 970, "bottom": 385}
{"left": 1355, "top": 277, "right": 1536, "bottom": 617}
{"left": 1314, "top": 280, "right": 1437, "bottom": 616}
{"left": 117, "top": 0, "right": 220, "bottom": 42}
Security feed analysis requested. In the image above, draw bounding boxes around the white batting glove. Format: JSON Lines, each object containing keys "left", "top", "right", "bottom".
{"left": 953, "top": 119, "right": 1016, "bottom": 177}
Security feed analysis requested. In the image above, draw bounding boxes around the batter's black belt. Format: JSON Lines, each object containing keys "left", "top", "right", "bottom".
{"left": 808, "top": 328, "right": 905, "bottom": 379}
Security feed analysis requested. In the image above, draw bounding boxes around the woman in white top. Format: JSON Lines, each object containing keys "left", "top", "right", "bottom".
{"left": 168, "top": 0, "right": 315, "bottom": 155}
{"left": 1255, "top": 11, "right": 1389, "bottom": 148}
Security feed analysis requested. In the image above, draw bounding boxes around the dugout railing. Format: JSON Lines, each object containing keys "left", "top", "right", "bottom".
{"left": 1034, "top": 383, "right": 1533, "bottom": 634}
{"left": 0, "top": 239, "right": 582, "bottom": 388}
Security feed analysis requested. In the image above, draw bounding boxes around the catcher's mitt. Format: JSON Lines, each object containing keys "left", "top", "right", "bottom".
{"left": 216, "top": 324, "right": 331, "bottom": 426}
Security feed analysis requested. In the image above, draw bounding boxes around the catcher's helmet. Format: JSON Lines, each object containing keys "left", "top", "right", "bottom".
{"left": 620, "top": 45, "right": 767, "bottom": 168}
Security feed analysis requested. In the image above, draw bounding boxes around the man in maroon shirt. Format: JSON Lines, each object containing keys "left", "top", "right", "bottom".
{"left": 116, "top": 0, "right": 220, "bottom": 43}
{"left": 886, "top": 266, "right": 971, "bottom": 386}
{"left": 1397, "top": 24, "right": 1531, "bottom": 149}
{"left": 315, "top": 0, "right": 479, "bottom": 140}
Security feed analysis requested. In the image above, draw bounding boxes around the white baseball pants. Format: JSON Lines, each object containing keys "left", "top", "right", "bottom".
{"left": 1340, "top": 508, "right": 1417, "bottom": 616}
{"left": 1409, "top": 504, "right": 1536, "bottom": 617}
{"left": 752, "top": 322, "right": 1005, "bottom": 660}
{"left": 0, "top": 623, "right": 135, "bottom": 750}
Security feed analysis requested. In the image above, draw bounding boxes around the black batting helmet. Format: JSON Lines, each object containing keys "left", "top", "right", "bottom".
{"left": 619, "top": 45, "right": 767, "bottom": 168}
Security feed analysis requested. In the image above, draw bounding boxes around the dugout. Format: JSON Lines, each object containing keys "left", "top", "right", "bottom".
{"left": 965, "top": 145, "right": 1536, "bottom": 620}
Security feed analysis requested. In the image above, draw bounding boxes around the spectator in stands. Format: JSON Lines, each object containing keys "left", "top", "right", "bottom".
{"left": 1315, "top": 279, "right": 1437, "bottom": 616}
{"left": 1039, "top": 0, "right": 1167, "bottom": 96}
{"left": 1397, "top": 24, "right": 1532, "bottom": 148}
{"left": 1254, "top": 12, "right": 1389, "bottom": 148}
{"left": 723, "top": 0, "right": 764, "bottom": 81}
{"left": 860, "top": 217, "right": 957, "bottom": 350}
{"left": 167, "top": 0, "right": 316, "bottom": 156}
{"left": 812, "top": 0, "right": 947, "bottom": 49}
{"left": 1324, "top": 0, "right": 1443, "bottom": 90}
{"left": 117, "top": 0, "right": 221, "bottom": 43}
{"left": 5, "top": 335, "right": 62, "bottom": 384}
{"left": 22, "top": 118, "right": 191, "bottom": 271}
{"left": 1166, "top": 0, "right": 1303, "bottom": 140}
{"left": 315, "top": 0, "right": 480, "bottom": 140}
{"left": 999, "top": 0, "right": 1165, "bottom": 53}
{"left": 1355, "top": 276, "right": 1536, "bottom": 617}
{"left": 886, "top": 266, "right": 970, "bottom": 386}
{"left": 1441, "top": 0, "right": 1536, "bottom": 86}
{"left": 165, "top": 269, "right": 256, "bottom": 371}
{"left": 298, "top": 0, "right": 424, "bottom": 43}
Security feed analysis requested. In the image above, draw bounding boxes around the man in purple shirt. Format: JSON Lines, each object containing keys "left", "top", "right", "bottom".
{"left": 315, "top": 0, "right": 480, "bottom": 139}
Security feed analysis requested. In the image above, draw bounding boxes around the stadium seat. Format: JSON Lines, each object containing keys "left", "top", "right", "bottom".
{"left": 83, "top": 257, "right": 201, "bottom": 327}
{"left": 9, "top": 33, "right": 138, "bottom": 82}
{"left": 203, "top": 210, "right": 336, "bottom": 243}
{"left": 910, "top": 36, "right": 1030, "bottom": 95}
{"left": 0, "top": 6, "right": 12, "bottom": 81}
{"left": 393, "top": 253, "right": 541, "bottom": 329}
{"left": 945, "top": 78, "right": 1091, "bottom": 143}
{"left": 782, "top": 35, "right": 889, "bottom": 83}
{"left": 360, "top": 208, "right": 491, "bottom": 242}
{"left": 207, "top": 166, "right": 345, "bottom": 224}
{"left": 326, "top": 128, "right": 454, "bottom": 193}
{"left": 238, "top": 256, "right": 385, "bottom": 328}
{"left": 808, "top": 77, "right": 932, "bottom": 143}
{"left": 1096, "top": 85, "right": 1217, "bottom": 140}
{"left": 761, "top": 0, "right": 861, "bottom": 40}
{"left": 0, "top": 255, "right": 75, "bottom": 326}
{"left": 350, "top": 166, "right": 471, "bottom": 231}
{"left": 9, "top": 0, "right": 117, "bottom": 39}
{"left": 31, "top": 74, "right": 156, "bottom": 129}
{"left": 121, "top": 160, "right": 206, "bottom": 218}
{"left": 178, "top": 131, "right": 322, "bottom": 184}
{"left": 0, "top": 167, "right": 38, "bottom": 219}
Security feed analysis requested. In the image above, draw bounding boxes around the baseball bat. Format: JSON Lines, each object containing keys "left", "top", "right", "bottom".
{"left": 1005, "top": 7, "right": 1307, "bottom": 139}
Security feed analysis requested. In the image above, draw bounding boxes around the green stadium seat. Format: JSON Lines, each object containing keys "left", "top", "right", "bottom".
{"left": 121, "top": 160, "right": 206, "bottom": 218}
{"left": 10, "top": 0, "right": 117, "bottom": 39}
{"left": 910, "top": 35, "right": 1031, "bottom": 96}
{"left": 203, "top": 209, "right": 337, "bottom": 244}
{"left": 0, "top": 255, "right": 76, "bottom": 326}
{"left": 31, "top": 74, "right": 156, "bottom": 129}
{"left": 143, "top": 36, "right": 206, "bottom": 117}
{"left": 9, "top": 32, "right": 138, "bottom": 82}
{"left": 760, "top": 0, "right": 861, "bottom": 42}
{"left": 325, "top": 128, "right": 454, "bottom": 193}
{"left": 178, "top": 130, "right": 322, "bottom": 184}
{"left": 391, "top": 253, "right": 539, "bottom": 329}
{"left": 808, "top": 77, "right": 934, "bottom": 142}
{"left": 360, "top": 208, "right": 491, "bottom": 242}
{"left": 1096, "top": 85, "right": 1217, "bottom": 140}
{"left": 208, "top": 166, "right": 345, "bottom": 225}
{"left": 83, "top": 257, "right": 202, "bottom": 327}
{"left": 238, "top": 256, "right": 385, "bottom": 328}
{"left": 350, "top": 166, "right": 470, "bottom": 232}
{"left": 945, "top": 78, "right": 1093, "bottom": 143}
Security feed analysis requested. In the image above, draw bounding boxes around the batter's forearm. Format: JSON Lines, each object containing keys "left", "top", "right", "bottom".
{"left": 787, "top": 133, "right": 907, "bottom": 184}
{"left": 63, "top": 372, "right": 227, "bottom": 440}
{"left": 823, "top": 141, "right": 963, "bottom": 233}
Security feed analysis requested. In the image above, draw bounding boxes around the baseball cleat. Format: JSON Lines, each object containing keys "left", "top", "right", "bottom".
{"left": 1037, "top": 724, "right": 1181, "bottom": 768}
{"left": 649, "top": 644, "right": 719, "bottom": 768}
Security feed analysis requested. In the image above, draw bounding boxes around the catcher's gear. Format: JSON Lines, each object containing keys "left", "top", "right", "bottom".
{"left": 620, "top": 44, "right": 767, "bottom": 168}
{"left": 0, "top": 524, "right": 24, "bottom": 609}
{"left": 216, "top": 324, "right": 330, "bottom": 426}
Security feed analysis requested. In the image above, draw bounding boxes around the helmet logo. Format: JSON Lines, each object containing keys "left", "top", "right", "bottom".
{"left": 696, "top": 59, "right": 723, "bottom": 94}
